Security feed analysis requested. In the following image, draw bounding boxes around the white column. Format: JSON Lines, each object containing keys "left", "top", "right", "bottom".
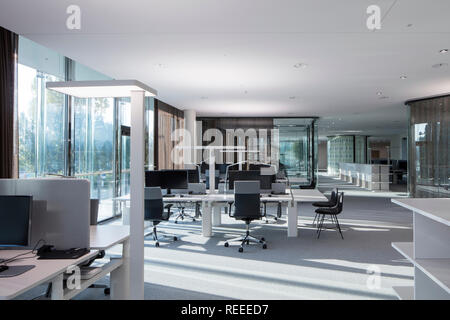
{"left": 129, "top": 90, "right": 145, "bottom": 300}
{"left": 184, "top": 110, "right": 196, "bottom": 164}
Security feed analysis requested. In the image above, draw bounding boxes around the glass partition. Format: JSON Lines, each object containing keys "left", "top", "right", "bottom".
{"left": 274, "top": 118, "right": 318, "bottom": 188}
{"left": 407, "top": 96, "right": 449, "bottom": 198}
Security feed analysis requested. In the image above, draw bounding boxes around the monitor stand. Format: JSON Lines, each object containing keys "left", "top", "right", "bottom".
{"left": 0, "top": 265, "right": 35, "bottom": 278}
{"left": 163, "top": 189, "right": 176, "bottom": 197}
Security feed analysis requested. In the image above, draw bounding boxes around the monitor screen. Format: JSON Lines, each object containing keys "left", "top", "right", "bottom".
{"left": 145, "top": 171, "right": 161, "bottom": 187}
{"left": 187, "top": 169, "right": 200, "bottom": 183}
{"left": 0, "top": 195, "right": 32, "bottom": 247}
{"left": 259, "top": 174, "right": 276, "bottom": 190}
{"left": 228, "top": 170, "right": 260, "bottom": 190}
{"left": 160, "top": 170, "right": 188, "bottom": 190}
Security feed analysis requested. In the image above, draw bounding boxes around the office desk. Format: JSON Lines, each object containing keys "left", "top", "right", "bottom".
{"left": 114, "top": 189, "right": 327, "bottom": 238}
{"left": 0, "top": 250, "right": 98, "bottom": 300}
{"left": 89, "top": 225, "right": 130, "bottom": 300}
{"left": 0, "top": 225, "right": 130, "bottom": 300}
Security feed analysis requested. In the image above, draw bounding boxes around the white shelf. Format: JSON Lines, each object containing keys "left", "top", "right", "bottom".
{"left": 391, "top": 198, "right": 450, "bottom": 226}
{"left": 392, "top": 242, "right": 450, "bottom": 294}
{"left": 63, "top": 258, "right": 123, "bottom": 300}
{"left": 392, "top": 286, "right": 414, "bottom": 300}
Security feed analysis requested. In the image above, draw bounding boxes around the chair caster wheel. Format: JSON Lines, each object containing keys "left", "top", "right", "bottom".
{"left": 193, "top": 219, "right": 196, "bottom": 222}
{"left": 262, "top": 244, "right": 267, "bottom": 249}
{"left": 104, "top": 288, "right": 110, "bottom": 295}
{"left": 261, "top": 237, "right": 265, "bottom": 241}
{"left": 174, "top": 220, "right": 178, "bottom": 224}
{"left": 155, "top": 242, "right": 160, "bottom": 247}
{"left": 265, "top": 220, "right": 269, "bottom": 224}
{"left": 224, "top": 242, "right": 229, "bottom": 247}
{"left": 238, "top": 247, "right": 243, "bottom": 253}
{"left": 274, "top": 217, "right": 278, "bottom": 221}
{"left": 173, "top": 236, "right": 178, "bottom": 241}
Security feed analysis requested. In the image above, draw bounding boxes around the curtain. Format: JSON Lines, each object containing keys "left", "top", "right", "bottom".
{"left": 0, "top": 27, "right": 18, "bottom": 178}
{"left": 154, "top": 100, "right": 184, "bottom": 170}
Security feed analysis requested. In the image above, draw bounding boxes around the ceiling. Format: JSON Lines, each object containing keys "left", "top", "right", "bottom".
{"left": 1, "top": 0, "right": 449, "bottom": 137}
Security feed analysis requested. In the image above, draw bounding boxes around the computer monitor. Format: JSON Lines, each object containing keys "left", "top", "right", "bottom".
{"left": 228, "top": 170, "right": 260, "bottom": 190}
{"left": 145, "top": 170, "right": 161, "bottom": 187}
{"left": 249, "top": 163, "right": 271, "bottom": 171}
{"left": 259, "top": 174, "right": 276, "bottom": 191}
{"left": 187, "top": 169, "right": 200, "bottom": 183}
{"left": 0, "top": 195, "right": 32, "bottom": 248}
{"left": 160, "top": 170, "right": 189, "bottom": 193}
{"left": 398, "top": 160, "right": 407, "bottom": 171}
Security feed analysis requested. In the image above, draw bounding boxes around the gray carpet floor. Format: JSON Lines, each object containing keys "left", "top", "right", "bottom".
{"left": 17, "top": 174, "right": 414, "bottom": 300}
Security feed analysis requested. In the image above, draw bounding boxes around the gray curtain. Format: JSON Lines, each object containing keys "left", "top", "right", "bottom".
{"left": 0, "top": 26, "right": 18, "bottom": 178}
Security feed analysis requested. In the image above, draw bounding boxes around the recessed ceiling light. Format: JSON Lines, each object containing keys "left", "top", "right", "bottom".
{"left": 376, "top": 92, "right": 383, "bottom": 96}
{"left": 379, "top": 96, "right": 389, "bottom": 100}
{"left": 293, "top": 63, "right": 307, "bottom": 69}
{"left": 406, "top": 23, "right": 413, "bottom": 28}
{"left": 400, "top": 76, "right": 407, "bottom": 80}
{"left": 200, "top": 96, "right": 208, "bottom": 99}
{"left": 439, "top": 49, "right": 449, "bottom": 53}
{"left": 289, "top": 96, "right": 296, "bottom": 99}
{"left": 432, "top": 62, "right": 448, "bottom": 68}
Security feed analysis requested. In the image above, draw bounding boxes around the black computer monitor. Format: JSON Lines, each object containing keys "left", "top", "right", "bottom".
{"left": 249, "top": 163, "right": 271, "bottom": 171}
{"left": 259, "top": 174, "right": 276, "bottom": 190}
{"left": 160, "top": 170, "right": 189, "bottom": 193}
{"left": 398, "top": 160, "right": 407, "bottom": 171}
{"left": 187, "top": 169, "right": 200, "bottom": 183}
{"left": 0, "top": 195, "right": 32, "bottom": 248}
{"left": 145, "top": 170, "right": 161, "bottom": 187}
{"left": 228, "top": 170, "right": 260, "bottom": 190}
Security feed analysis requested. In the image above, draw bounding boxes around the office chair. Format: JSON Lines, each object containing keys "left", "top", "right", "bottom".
{"left": 315, "top": 192, "right": 344, "bottom": 239}
{"left": 311, "top": 188, "right": 338, "bottom": 225}
{"left": 224, "top": 181, "right": 267, "bottom": 252}
{"left": 144, "top": 187, "right": 178, "bottom": 247}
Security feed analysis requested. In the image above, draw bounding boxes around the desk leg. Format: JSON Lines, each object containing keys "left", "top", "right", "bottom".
{"left": 287, "top": 202, "right": 298, "bottom": 237}
{"left": 212, "top": 205, "right": 221, "bottom": 226}
{"left": 202, "top": 202, "right": 212, "bottom": 237}
{"left": 51, "top": 274, "right": 64, "bottom": 300}
{"left": 111, "top": 239, "right": 131, "bottom": 300}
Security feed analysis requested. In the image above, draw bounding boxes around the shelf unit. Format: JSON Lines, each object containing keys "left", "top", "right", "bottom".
{"left": 391, "top": 198, "right": 450, "bottom": 300}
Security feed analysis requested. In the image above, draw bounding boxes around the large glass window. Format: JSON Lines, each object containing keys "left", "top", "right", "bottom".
{"left": 17, "top": 64, "right": 66, "bottom": 178}
{"left": 17, "top": 36, "right": 157, "bottom": 222}
{"left": 72, "top": 97, "right": 115, "bottom": 221}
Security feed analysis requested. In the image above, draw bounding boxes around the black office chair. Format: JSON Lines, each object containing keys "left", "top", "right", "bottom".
{"left": 315, "top": 192, "right": 344, "bottom": 239}
{"left": 144, "top": 187, "right": 178, "bottom": 247}
{"left": 312, "top": 188, "right": 338, "bottom": 225}
{"left": 224, "top": 181, "right": 267, "bottom": 252}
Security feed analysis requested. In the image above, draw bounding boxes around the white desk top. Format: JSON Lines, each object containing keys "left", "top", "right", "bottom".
{"left": 113, "top": 189, "right": 327, "bottom": 203}
{"left": 0, "top": 250, "right": 97, "bottom": 300}
{"left": 392, "top": 198, "right": 450, "bottom": 226}
{"left": 90, "top": 225, "right": 130, "bottom": 250}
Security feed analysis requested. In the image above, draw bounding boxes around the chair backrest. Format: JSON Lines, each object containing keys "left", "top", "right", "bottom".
{"left": 336, "top": 192, "right": 344, "bottom": 214}
{"left": 144, "top": 187, "right": 164, "bottom": 220}
{"left": 330, "top": 188, "right": 338, "bottom": 205}
{"left": 233, "top": 181, "right": 261, "bottom": 219}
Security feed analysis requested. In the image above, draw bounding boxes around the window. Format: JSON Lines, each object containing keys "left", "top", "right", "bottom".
{"left": 16, "top": 36, "right": 155, "bottom": 222}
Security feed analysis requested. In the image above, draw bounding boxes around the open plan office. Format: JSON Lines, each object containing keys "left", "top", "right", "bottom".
{"left": 0, "top": 0, "right": 449, "bottom": 305}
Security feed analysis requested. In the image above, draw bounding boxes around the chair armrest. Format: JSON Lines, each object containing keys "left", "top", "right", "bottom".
{"left": 227, "top": 201, "right": 234, "bottom": 217}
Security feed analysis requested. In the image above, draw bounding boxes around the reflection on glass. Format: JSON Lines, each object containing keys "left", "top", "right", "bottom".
{"left": 72, "top": 97, "right": 115, "bottom": 221}
{"left": 274, "top": 118, "right": 317, "bottom": 188}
